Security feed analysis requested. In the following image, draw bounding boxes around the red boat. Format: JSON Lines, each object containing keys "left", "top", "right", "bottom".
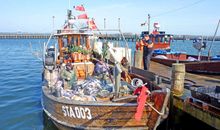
{"left": 136, "top": 21, "right": 173, "bottom": 51}
{"left": 136, "top": 23, "right": 220, "bottom": 75}
{"left": 151, "top": 54, "right": 220, "bottom": 74}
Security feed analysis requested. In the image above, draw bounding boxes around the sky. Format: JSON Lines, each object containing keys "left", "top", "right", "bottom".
{"left": 0, "top": 0, "right": 219, "bottom": 35}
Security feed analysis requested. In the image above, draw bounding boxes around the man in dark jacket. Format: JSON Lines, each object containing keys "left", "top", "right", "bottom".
{"left": 142, "top": 35, "right": 154, "bottom": 70}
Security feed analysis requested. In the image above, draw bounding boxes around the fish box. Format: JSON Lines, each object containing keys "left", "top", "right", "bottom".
{"left": 73, "top": 62, "right": 94, "bottom": 79}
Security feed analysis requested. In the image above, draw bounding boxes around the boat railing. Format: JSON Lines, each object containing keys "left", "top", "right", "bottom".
{"left": 55, "top": 29, "right": 93, "bottom": 35}
{"left": 208, "top": 19, "right": 220, "bottom": 60}
{"left": 42, "top": 30, "right": 58, "bottom": 70}
{"left": 93, "top": 29, "right": 130, "bottom": 64}
{"left": 43, "top": 31, "right": 54, "bottom": 66}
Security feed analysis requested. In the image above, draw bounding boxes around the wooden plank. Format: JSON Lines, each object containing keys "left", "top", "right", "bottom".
{"left": 131, "top": 66, "right": 156, "bottom": 81}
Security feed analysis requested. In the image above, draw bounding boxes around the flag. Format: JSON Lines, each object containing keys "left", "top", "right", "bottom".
{"left": 153, "top": 22, "right": 160, "bottom": 28}
{"left": 141, "top": 23, "right": 146, "bottom": 26}
{"left": 77, "top": 14, "right": 88, "bottom": 19}
{"left": 63, "top": 21, "right": 68, "bottom": 29}
{"left": 63, "top": 24, "right": 68, "bottom": 30}
{"left": 68, "top": 19, "right": 75, "bottom": 24}
{"left": 87, "top": 19, "right": 97, "bottom": 30}
{"left": 74, "top": 5, "right": 85, "bottom": 11}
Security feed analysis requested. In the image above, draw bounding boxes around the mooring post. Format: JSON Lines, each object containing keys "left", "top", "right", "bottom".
{"left": 168, "top": 63, "right": 185, "bottom": 130}
{"left": 171, "top": 63, "right": 185, "bottom": 96}
{"left": 134, "top": 50, "right": 143, "bottom": 69}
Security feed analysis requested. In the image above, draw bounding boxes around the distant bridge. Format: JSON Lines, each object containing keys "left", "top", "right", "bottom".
{"left": 0, "top": 32, "right": 219, "bottom": 41}
{"left": 0, "top": 33, "right": 50, "bottom": 39}
{"left": 98, "top": 34, "right": 220, "bottom": 41}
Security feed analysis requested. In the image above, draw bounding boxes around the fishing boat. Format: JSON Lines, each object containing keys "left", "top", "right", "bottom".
{"left": 136, "top": 21, "right": 220, "bottom": 74}
{"left": 151, "top": 36, "right": 220, "bottom": 74}
{"left": 136, "top": 22, "right": 173, "bottom": 51}
{"left": 42, "top": 6, "right": 170, "bottom": 130}
{"left": 151, "top": 55, "right": 220, "bottom": 74}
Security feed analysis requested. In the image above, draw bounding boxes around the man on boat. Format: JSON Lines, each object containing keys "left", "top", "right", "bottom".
{"left": 60, "top": 63, "right": 77, "bottom": 89}
{"left": 142, "top": 34, "right": 154, "bottom": 70}
{"left": 94, "top": 58, "right": 109, "bottom": 74}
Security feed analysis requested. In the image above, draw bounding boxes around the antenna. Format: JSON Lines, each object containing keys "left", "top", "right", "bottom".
{"left": 104, "top": 18, "right": 106, "bottom": 29}
{"left": 52, "top": 16, "right": 55, "bottom": 31}
{"left": 68, "top": 0, "right": 70, "bottom": 9}
{"left": 148, "top": 14, "right": 150, "bottom": 33}
{"left": 208, "top": 19, "right": 220, "bottom": 60}
{"left": 118, "top": 18, "right": 121, "bottom": 30}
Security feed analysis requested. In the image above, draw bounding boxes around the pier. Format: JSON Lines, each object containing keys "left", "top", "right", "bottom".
{"left": 149, "top": 61, "right": 220, "bottom": 129}
{"left": 0, "top": 32, "right": 220, "bottom": 41}
{"left": 0, "top": 33, "right": 50, "bottom": 39}
{"left": 132, "top": 61, "right": 219, "bottom": 129}
{"left": 99, "top": 34, "right": 220, "bottom": 41}
{"left": 132, "top": 50, "right": 220, "bottom": 129}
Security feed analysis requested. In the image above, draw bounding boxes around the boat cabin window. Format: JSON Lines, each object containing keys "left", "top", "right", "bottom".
{"left": 154, "top": 35, "right": 160, "bottom": 43}
{"left": 165, "top": 36, "right": 172, "bottom": 43}
{"left": 63, "top": 39, "right": 68, "bottom": 47}
{"left": 81, "top": 36, "right": 86, "bottom": 47}
{"left": 165, "top": 37, "right": 169, "bottom": 43}
{"left": 157, "top": 34, "right": 169, "bottom": 43}
{"left": 151, "top": 35, "right": 172, "bottom": 44}
{"left": 72, "top": 36, "right": 78, "bottom": 46}
{"left": 69, "top": 37, "right": 74, "bottom": 45}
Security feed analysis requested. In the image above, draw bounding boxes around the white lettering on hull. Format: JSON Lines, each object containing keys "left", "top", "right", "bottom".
{"left": 62, "top": 106, "right": 92, "bottom": 120}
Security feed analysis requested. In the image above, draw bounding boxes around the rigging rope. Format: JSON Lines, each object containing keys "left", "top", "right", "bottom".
{"left": 152, "top": 0, "right": 206, "bottom": 18}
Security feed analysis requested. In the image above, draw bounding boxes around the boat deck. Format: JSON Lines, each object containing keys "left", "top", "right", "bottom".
{"left": 149, "top": 61, "right": 220, "bottom": 129}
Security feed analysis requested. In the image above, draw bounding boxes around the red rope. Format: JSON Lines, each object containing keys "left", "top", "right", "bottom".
{"left": 134, "top": 86, "right": 149, "bottom": 121}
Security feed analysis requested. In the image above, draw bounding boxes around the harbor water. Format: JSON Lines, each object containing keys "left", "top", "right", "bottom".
{"left": 0, "top": 39, "right": 219, "bottom": 130}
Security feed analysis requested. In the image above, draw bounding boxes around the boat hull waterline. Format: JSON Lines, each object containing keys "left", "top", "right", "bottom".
{"left": 42, "top": 85, "right": 169, "bottom": 130}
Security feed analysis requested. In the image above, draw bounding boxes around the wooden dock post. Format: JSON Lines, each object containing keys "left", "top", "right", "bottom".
{"left": 168, "top": 63, "right": 185, "bottom": 129}
{"left": 134, "top": 50, "right": 143, "bottom": 69}
{"left": 171, "top": 63, "right": 185, "bottom": 96}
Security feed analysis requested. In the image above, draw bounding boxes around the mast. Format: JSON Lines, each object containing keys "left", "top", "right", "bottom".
{"left": 104, "top": 18, "right": 106, "bottom": 29}
{"left": 198, "top": 36, "right": 203, "bottom": 61}
{"left": 208, "top": 19, "right": 220, "bottom": 61}
{"left": 148, "top": 14, "right": 151, "bottom": 34}
{"left": 104, "top": 18, "right": 107, "bottom": 40}
{"left": 52, "top": 16, "right": 55, "bottom": 31}
{"left": 67, "top": 9, "right": 72, "bottom": 28}
{"left": 118, "top": 18, "right": 121, "bottom": 30}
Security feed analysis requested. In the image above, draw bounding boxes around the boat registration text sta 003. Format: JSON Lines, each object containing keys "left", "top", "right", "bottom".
{"left": 62, "top": 106, "right": 92, "bottom": 120}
